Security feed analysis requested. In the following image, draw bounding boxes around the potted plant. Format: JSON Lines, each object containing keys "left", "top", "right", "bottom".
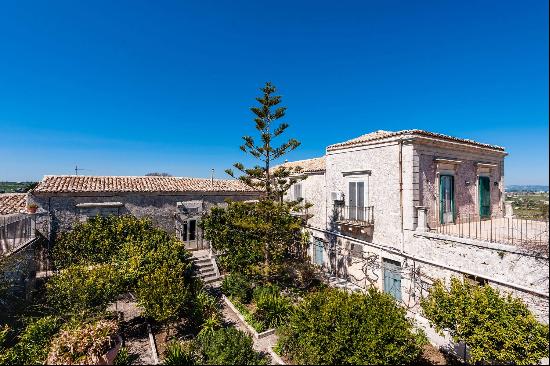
{"left": 27, "top": 203, "right": 38, "bottom": 214}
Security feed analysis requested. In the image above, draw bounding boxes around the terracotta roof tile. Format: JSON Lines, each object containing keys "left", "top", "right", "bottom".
{"left": 275, "top": 157, "right": 326, "bottom": 173}
{"left": 32, "top": 176, "right": 257, "bottom": 194}
{"left": 0, "top": 193, "right": 27, "bottom": 215}
{"left": 327, "top": 129, "right": 505, "bottom": 151}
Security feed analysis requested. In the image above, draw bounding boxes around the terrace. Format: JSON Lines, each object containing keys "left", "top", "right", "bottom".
{"left": 418, "top": 207, "right": 549, "bottom": 251}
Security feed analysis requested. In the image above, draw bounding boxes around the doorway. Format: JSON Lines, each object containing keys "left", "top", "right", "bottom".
{"left": 439, "top": 175, "right": 455, "bottom": 224}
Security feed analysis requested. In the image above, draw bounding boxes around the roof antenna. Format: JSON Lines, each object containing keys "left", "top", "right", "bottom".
{"left": 74, "top": 165, "right": 87, "bottom": 175}
{"left": 211, "top": 168, "right": 214, "bottom": 185}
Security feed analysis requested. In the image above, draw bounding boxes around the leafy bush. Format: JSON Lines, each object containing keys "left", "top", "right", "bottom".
{"left": 136, "top": 260, "right": 197, "bottom": 324}
{"left": 46, "top": 264, "right": 124, "bottom": 316}
{"left": 222, "top": 273, "right": 253, "bottom": 303}
{"left": 47, "top": 319, "right": 119, "bottom": 365}
{"left": 197, "top": 327, "right": 267, "bottom": 365}
{"left": 277, "top": 287, "right": 426, "bottom": 365}
{"left": 421, "top": 277, "right": 549, "bottom": 364}
{"left": 0, "top": 316, "right": 61, "bottom": 365}
{"left": 253, "top": 285, "right": 292, "bottom": 329}
{"left": 53, "top": 215, "right": 157, "bottom": 269}
{"left": 49, "top": 215, "right": 200, "bottom": 324}
{"left": 163, "top": 341, "right": 197, "bottom": 365}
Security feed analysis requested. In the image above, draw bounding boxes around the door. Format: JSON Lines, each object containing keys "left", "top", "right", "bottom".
{"left": 348, "top": 181, "right": 365, "bottom": 221}
{"left": 479, "top": 176, "right": 491, "bottom": 218}
{"left": 439, "top": 175, "right": 455, "bottom": 224}
{"left": 383, "top": 258, "right": 402, "bottom": 302}
{"left": 179, "top": 217, "right": 208, "bottom": 250}
{"left": 313, "top": 238, "right": 324, "bottom": 266}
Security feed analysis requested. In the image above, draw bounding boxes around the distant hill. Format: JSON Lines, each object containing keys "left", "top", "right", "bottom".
{"left": 0, "top": 181, "right": 38, "bottom": 193}
{"left": 506, "top": 185, "right": 549, "bottom": 193}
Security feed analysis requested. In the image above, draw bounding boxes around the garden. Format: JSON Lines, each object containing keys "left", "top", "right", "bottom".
{"left": 0, "top": 215, "right": 266, "bottom": 365}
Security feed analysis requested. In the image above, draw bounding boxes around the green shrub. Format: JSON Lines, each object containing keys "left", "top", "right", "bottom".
{"left": 278, "top": 287, "right": 425, "bottom": 365}
{"left": 136, "top": 260, "right": 197, "bottom": 324}
{"left": 197, "top": 327, "right": 267, "bottom": 365}
{"left": 163, "top": 341, "right": 197, "bottom": 365}
{"left": 222, "top": 273, "right": 252, "bottom": 303}
{"left": 253, "top": 285, "right": 292, "bottom": 329}
{"left": 53, "top": 215, "right": 157, "bottom": 269}
{"left": 0, "top": 316, "right": 61, "bottom": 365}
{"left": 46, "top": 264, "right": 124, "bottom": 316}
{"left": 421, "top": 277, "right": 549, "bottom": 364}
{"left": 193, "top": 290, "right": 222, "bottom": 334}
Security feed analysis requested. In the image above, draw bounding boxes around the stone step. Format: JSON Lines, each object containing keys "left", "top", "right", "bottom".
{"left": 198, "top": 268, "right": 215, "bottom": 276}
{"left": 203, "top": 274, "right": 220, "bottom": 284}
{"left": 192, "top": 257, "right": 211, "bottom": 265}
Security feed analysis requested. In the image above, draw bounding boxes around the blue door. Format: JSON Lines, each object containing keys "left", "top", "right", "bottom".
{"left": 383, "top": 258, "right": 402, "bottom": 301}
{"left": 313, "top": 238, "right": 324, "bottom": 266}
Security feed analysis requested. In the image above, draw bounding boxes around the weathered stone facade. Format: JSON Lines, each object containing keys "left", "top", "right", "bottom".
{"left": 285, "top": 130, "right": 548, "bottom": 322}
{"left": 29, "top": 191, "right": 257, "bottom": 236}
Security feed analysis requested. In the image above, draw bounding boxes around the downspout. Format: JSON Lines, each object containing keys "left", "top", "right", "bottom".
{"left": 399, "top": 139, "right": 404, "bottom": 251}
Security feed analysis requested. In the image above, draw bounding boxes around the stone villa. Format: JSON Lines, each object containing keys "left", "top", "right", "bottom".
{"left": 280, "top": 129, "right": 548, "bottom": 321}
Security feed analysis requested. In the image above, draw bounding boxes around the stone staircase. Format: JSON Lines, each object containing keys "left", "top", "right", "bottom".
{"left": 192, "top": 253, "right": 221, "bottom": 285}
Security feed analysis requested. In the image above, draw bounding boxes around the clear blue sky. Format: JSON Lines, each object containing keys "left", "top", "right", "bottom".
{"left": 1, "top": 0, "right": 548, "bottom": 185}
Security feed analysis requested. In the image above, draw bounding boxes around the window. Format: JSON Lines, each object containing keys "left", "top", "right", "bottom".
{"left": 294, "top": 183, "right": 303, "bottom": 201}
{"left": 439, "top": 175, "right": 454, "bottom": 224}
{"left": 348, "top": 181, "right": 365, "bottom": 220}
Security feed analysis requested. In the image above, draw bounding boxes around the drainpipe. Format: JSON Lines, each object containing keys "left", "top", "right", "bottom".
{"left": 399, "top": 139, "right": 404, "bottom": 251}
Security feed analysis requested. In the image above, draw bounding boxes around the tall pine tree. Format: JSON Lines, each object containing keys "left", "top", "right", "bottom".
{"left": 226, "top": 82, "right": 303, "bottom": 201}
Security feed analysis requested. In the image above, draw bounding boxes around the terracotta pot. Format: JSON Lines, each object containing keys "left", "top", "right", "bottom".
{"left": 98, "top": 335, "right": 123, "bottom": 365}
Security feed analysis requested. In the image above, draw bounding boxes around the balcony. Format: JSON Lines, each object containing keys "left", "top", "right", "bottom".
{"left": 421, "top": 210, "right": 549, "bottom": 254}
{"left": 335, "top": 205, "right": 374, "bottom": 227}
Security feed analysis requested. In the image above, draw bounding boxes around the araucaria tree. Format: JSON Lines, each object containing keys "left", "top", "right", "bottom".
{"left": 226, "top": 82, "right": 302, "bottom": 201}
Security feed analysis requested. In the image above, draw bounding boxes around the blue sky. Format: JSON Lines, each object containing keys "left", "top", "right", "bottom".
{"left": 0, "top": 0, "right": 548, "bottom": 184}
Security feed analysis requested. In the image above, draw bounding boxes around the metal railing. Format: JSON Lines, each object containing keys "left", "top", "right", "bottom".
{"left": 336, "top": 206, "right": 374, "bottom": 225}
{"left": 0, "top": 214, "right": 36, "bottom": 256}
{"left": 430, "top": 213, "right": 549, "bottom": 248}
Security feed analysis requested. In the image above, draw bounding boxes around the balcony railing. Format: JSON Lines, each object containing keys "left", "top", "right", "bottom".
{"left": 429, "top": 213, "right": 549, "bottom": 250}
{"left": 336, "top": 205, "right": 374, "bottom": 226}
{"left": 1, "top": 214, "right": 37, "bottom": 256}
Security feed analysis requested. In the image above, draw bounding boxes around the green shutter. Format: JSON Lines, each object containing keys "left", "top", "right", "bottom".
{"left": 479, "top": 176, "right": 491, "bottom": 218}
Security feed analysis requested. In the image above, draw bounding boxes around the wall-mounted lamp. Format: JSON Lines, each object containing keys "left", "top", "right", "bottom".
{"left": 493, "top": 181, "right": 499, "bottom": 186}
{"left": 465, "top": 181, "right": 471, "bottom": 186}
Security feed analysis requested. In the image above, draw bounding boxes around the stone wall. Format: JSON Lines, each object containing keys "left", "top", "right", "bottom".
{"left": 307, "top": 226, "right": 549, "bottom": 323}
{"left": 326, "top": 141, "right": 404, "bottom": 249}
{"left": 29, "top": 191, "right": 258, "bottom": 236}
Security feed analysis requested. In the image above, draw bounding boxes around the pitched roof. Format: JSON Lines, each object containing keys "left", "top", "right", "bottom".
{"left": 32, "top": 176, "right": 257, "bottom": 194}
{"left": 275, "top": 156, "right": 326, "bottom": 173}
{"left": 327, "top": 129, "right": 505, "bottom": 152}
{"left": 0, "top": 193, "right": 27, "bottom": 215}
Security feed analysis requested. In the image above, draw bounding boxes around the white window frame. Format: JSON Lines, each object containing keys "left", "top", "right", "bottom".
{"left": 346, "top": 176, "right": 369, "bottom": 208}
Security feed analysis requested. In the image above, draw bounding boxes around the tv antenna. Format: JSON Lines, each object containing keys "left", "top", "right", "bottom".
{"left": 74, "top": 165, "right": 87, "bottom": 175}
